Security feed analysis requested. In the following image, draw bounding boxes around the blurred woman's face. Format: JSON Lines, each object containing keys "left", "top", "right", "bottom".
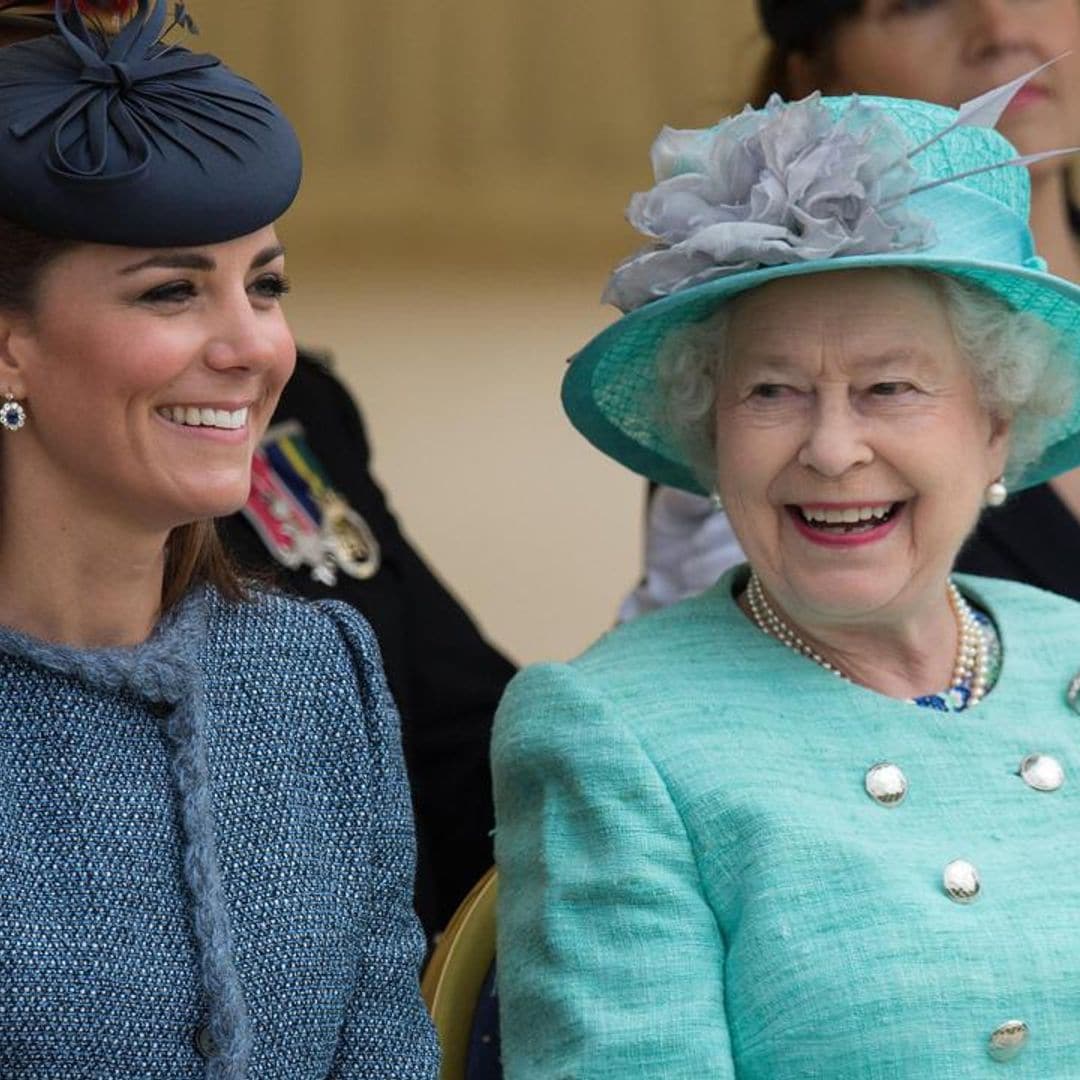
{"left": 713, "top": 269, "right": 1009, "bottom": 630}
{"left": 808, "top": 0, "right": 1080, "bottom": 160}
{"left": 1, "top": 225, "right": 296, "bottom": 534}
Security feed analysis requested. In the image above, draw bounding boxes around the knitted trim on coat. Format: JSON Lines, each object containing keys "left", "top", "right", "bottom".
{"left": 0, "top": 589, "right": 253, "bottom": 1077}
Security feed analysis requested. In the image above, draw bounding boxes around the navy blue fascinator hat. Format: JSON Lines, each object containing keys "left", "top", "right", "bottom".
{"left": 0, "top": 0, "right": 302, "bottom": 245}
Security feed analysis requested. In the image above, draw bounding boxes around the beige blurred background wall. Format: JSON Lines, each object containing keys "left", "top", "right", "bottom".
{"left": 195, "top": 0, "right": 766, "bottom": 663}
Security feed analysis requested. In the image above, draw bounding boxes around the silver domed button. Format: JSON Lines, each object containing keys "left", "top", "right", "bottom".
{"left": 988, "top": 1020, "right": 1029, "bottom": 1062}
{"left": 1068, "top": 673, "right": 1080, "bottom": 714}
{"left": 864, "top": 762, "right": 908, "bottom": 807}
{"left": 943, "top": 859, "right": 981, "bottom": 904}
{"left": 1019, "top": 753, "right": 1064, "bottom": 792}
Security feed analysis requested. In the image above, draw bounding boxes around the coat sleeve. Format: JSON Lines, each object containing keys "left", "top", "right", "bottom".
{"left": 318, "top": 601, "right": 441, "bottom": 1079}
{"left": 492, "top": 661, "right": 735, "bottom": 1079}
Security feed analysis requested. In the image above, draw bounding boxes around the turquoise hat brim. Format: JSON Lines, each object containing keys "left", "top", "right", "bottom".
{"left": 562, "top": 254, "right": 1080, "bottom": 494}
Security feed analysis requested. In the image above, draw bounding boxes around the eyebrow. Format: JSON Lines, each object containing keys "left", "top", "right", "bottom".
{"left": 119, "top": 243, "right": 286, "bottom": 275}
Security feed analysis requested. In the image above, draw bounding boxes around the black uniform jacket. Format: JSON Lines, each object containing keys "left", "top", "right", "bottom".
{"left": 956, "top": 482, "right": 1080, "bottom": 600}
{"left": 218, "top": 352, "right": 516, "bottom": 937}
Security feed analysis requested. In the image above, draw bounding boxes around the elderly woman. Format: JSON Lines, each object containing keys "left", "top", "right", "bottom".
{"left": 0, "top": 2, "right": 438, "bottom": 1076}
{"left": 494, "top": 84, "right": 1080, "bottom": 1077}
{"left": 626, "top": 0, "right": 1080, "bottom": 618}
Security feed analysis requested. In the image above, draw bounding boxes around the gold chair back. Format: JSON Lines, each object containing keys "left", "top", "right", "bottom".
{"left": 421, "top": 868, "right": 498, "bottom": 1080}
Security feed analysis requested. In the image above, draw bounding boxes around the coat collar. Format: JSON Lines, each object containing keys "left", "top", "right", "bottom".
{"left": 0, "top": 586, "right": 207, "bottom": 704}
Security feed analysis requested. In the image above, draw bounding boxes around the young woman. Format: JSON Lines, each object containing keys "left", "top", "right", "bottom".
{"left": 0, "top": 2, "right": 439, "bottom": 1075}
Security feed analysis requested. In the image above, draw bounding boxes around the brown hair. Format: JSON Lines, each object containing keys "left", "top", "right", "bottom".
{"left": 750, "top": 36, "right": 841, "bottom": 109}
{"left": 750, "top": 45, "right": 798, "bottom": 108}
{"left": 0, "top": 215, "right": 248, "bottom": 608}
{"left": 753, "top": 0, "right": 863, "bottom": 105}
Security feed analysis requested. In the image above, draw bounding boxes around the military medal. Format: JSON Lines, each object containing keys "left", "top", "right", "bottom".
{"left": 242, "top": 421, "right": 381, "bottom": 585}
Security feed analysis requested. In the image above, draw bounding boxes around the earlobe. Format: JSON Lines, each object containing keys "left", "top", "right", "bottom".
{"left": 983, "top": 415, "right": 1012, "bottom": 505}
{"left": 0, "top": 317, "right": 31, "bottom": 400}
{"left": 987, "top": 412, "right": 1011, "bottom": 467}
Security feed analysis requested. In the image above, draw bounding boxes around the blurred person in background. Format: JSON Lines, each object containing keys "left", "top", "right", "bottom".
{"left": 1, "top": 1, "right": 516, "bottom": 946}
{"left": 624, "top": 0, "right": 1080, "bottom": 620}
{"left": 0, "top": 0, "right": 439, "bottom": 1074}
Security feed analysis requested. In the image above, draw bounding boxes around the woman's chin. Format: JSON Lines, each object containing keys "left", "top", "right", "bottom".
{"left": 773, "top": 567, "right": 911, "bottom": 624}
{"left": 997, "top": 109, "right": 1071, "bottom": 168}
{"left": 165, "top": 483, "right": 252, "bottom": 526}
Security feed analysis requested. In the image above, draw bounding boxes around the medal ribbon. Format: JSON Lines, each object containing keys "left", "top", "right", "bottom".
{"left": 264, "top": 431, "right": 339, "bottom": 522}
{"left": 244, "top": 422, "right": 381, "bottom": 583}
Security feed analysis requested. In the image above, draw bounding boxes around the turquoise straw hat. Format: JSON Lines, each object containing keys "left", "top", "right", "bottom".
{"left": 562, "top": 86, "right": 1080, "bottom": 495}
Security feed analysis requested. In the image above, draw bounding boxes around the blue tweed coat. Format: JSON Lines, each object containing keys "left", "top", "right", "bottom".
{"left": 0, "top": 586, "right": 440, "bottom": 1079}
{"left": 494, "top": 567, "right": 1080, "bottom": 1078}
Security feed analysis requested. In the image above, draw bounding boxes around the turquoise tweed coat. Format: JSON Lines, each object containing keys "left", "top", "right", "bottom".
{"left": 493, "top": 567, "right": 1080, "bottom": 1078}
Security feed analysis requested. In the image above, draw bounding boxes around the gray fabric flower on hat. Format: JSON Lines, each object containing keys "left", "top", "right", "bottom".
{"left": 604, "top": 93, "right": 936, "bottom": 313}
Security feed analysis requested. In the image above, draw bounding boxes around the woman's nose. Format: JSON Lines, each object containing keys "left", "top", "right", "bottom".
{"left": 796, "top": 398, "right": 874, "bottom": 479}
{"left": 962, "top": 0, "right": 1038, "bottom": 61}
{"left": 202, "top": 299, "right": 286, "bottom": 374}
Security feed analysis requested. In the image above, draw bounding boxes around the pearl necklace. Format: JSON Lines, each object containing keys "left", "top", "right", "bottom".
{"left": 745, "top": 571, "right": 990, "bottom": 708}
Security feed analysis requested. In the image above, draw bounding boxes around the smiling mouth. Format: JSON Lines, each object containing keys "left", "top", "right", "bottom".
{"left": 790, "top": 502, "right": 904, "bottom": 535}
{"left": 157, "top": 405, "right": 249, "bottom": 431}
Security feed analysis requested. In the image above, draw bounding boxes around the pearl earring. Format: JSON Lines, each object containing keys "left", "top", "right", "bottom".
{"left": 985, "top": 478, "right": 1007, "bottom": 507}
{"left": 0, "top": 393, "right": 26, "bottom": 432}
{"left": 709, "top": 490, "right": 724, "bottom": 511}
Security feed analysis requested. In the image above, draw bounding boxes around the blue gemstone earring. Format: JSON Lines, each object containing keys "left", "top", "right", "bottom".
{"left": 0, "top": 393, "right": 26, "bottom": 432}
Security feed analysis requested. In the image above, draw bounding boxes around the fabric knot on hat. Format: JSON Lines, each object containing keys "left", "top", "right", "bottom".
{"left": 0, "top": 0, "right": 301, "bottom": 244}
{"left": 4, "top": 0, "right": 252, "bottom": 183}
{"left": 105, "top": 59, "right": 135, "bottom": 91}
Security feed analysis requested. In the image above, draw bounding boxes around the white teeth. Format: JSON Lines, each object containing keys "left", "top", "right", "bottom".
{"left": 800, "top": 504, "right": 894, "bottom": 524}
{"left": 158, "top": 406, "right": 249, "bottom": 430}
